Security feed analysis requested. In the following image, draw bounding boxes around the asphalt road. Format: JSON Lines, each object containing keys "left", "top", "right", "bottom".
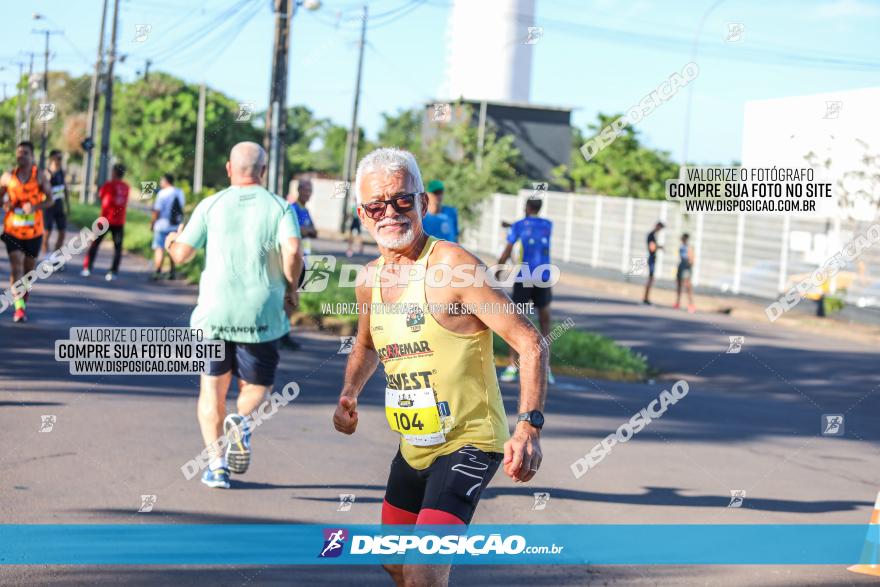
{"left": 1, "top": 237, "right": 878, "bottom": 586}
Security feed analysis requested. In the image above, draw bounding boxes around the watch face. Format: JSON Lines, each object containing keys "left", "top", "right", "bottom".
{"left": 530, "top": 411, "right": 544, "bottom": 427}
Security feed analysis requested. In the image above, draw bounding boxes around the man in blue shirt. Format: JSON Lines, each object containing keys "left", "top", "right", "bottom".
{"left": 497, "top": 198, "right": 554, "bottom": 384}
{"left": 283, "top": 178, "right": 317, "bottom": 351}
{"left": 290, "top": 179, "right": 317, "bottom": 243}
{"left": 422, "top": 179, "right": 458, "bottom": 242}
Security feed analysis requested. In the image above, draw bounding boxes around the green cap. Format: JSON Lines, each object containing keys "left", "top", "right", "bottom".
{"left": 426, "top": 180, "right": 445, "bottom": 193}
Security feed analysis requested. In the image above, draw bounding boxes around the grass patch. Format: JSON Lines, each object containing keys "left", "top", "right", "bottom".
{"left": 297, "top": 265, "right": 358, "bottom": 328}
{"left": 493, "top": 323, "right": 649, "bottom": 381}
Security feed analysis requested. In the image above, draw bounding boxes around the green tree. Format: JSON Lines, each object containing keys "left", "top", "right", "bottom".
{"left": 111, "top": 72, "right": 261, "bottom": 191}
{"left": 376, "top": 107, "right": 422, "bottom": 153}
{"left": 0, "top": 95, "right": 18, "bottom": 170}
{"left": 416, "top": 105, "right": 522, "bottom": 230}
{"left": 284, "top": 106, "right": 366, "bottom": 178}
{"left": 554, "top": 113, "right": 679, "bottom": 199}
{"left": 308, "top": 124, "right": 348, "bottom": 176}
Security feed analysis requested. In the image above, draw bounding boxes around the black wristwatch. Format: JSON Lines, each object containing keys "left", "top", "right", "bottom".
{"left": 517, "top": 410, "right": 544, "bottom": 429}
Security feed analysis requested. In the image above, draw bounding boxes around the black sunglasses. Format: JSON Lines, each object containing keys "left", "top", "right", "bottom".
{"left": 360, "top": 192, "right": 421, "bottom": 220}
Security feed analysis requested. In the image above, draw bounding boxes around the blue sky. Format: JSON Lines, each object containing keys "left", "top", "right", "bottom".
{"left": 5, "top": 0, "right": 879, "bottom": 165}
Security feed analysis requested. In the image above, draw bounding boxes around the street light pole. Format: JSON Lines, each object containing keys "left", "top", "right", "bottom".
{"left": 194, "top": 83, "right": 206, "bottom": 193}
{"left": 265, "top": 0, "right": 321, "bottom": 196}
{"left": 81, "top": 0, "right": 109, "bottom": 203}
{"left": 680, "top": 0, "right": 725, "bottom": 173}
{"left": 97, "top": 0, "right": 120, "bottom": 189}
{"left": 13, "top": 61, "right": 24, "bottom": 144}
{"left": 23, "top": 52, "right": 35, "bottom": 141}
{"left": 266, "top": 0, "right": 291, "bottom": 196}
{"left": 32, "top": 28, "right": 62, "bottom": 169}
{"left": 340, "top": 5, "right": 367, "bottom": 232}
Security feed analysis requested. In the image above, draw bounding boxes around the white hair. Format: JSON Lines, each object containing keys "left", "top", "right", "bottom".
{"left": 354, "top": 147, "right": 424, "bottom": 204}
{"left": 229, "top": 141, "right": 266, "bottom": 178}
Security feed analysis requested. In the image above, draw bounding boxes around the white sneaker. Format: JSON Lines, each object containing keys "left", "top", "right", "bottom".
{"left": 500, "top": 365, "right": 519, "bottom": 382}
{"left": 105, "top": 272, "right": 116, "bottom": 282}
{"left": 80, "top": 268, "right": 91, "bottom": 277}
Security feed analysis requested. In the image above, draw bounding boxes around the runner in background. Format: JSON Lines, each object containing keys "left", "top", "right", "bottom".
{"left": 0, "top": 141, "right": 53, "bottom": 322}
{"left": 281, "top": 178, "right": 316, "bottom": 351}
{"left": 497, "top": 198, "right": 555, "bottom": 385}
{"left": 82, "top": 164, "right": 129, "bottom": 281}
{"left": 290, "top": 178, "right": 316, "bottom": 254}
{"left": 422, "top": 179, "right": 458, "bottom": 242}
{"left": 674, "top": 233, "right": 696, "bottom": 313}
{"left": 345, "top": 202, "right": 364, "bottom": 258}
{"left": 166, "top": 142, "right": 303, "bottom": 489}
{"left": 42, "top": 150, "right": 69, "bottom": 260}
{"left": 643, "top": 221, "right": 664, "bottom": 305}
{"left": 150, "top": 173, "right": 185, "bottom": 281}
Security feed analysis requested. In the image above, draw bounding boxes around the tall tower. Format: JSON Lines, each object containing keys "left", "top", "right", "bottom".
{"left": 442, "top": 0, "right": 535, "bottom": 103}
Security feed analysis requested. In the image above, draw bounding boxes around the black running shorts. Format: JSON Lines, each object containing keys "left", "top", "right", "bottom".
{"left": 205, "top": 337, "right": 282, "bottom": 386}
{"left": 512, "top": 282, "right": 552, "bottom": 309}
{"left": 2, "top": 234, "right": 43, "bottom": 258}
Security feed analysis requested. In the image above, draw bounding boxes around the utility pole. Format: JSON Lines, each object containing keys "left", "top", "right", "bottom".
{"left": 340, "top": 5, "right": 367, "bottom": 231}
{"left": 13, "top": 61, "right": 24, "bottom": 144}
{"left": 97, "top": 0, "right": 120, "bottom": 189}
{"left": 143, "top": 58, "right": 151, "bottom": 81}
{"left": 81, "top": 0, "right": 109, "bottom": 204}
{"left": 33, "top": 28, "right": 63, "bottom": 169}
{"left": 193, "top": 83, "right": 206, "bottom": 193}
{"left": 265, "top": 0, "right": 292, "bottom": 196}
{"left": 23, "top": 53, "right": 35, "bottom": 141}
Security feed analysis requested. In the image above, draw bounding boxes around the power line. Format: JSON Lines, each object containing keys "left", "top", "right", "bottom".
{"left": 129, "top": 0, "right": 257, "bottom": 65}
{"left": 161, "top": 0, "right": 263, "bottom": 68}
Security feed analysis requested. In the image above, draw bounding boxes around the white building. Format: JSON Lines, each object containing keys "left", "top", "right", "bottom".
{"left": 441, "top": 0, "right": 536, "bottom": 103}
{"left": 742, "top": 86, "right": 880, "bottom": 222}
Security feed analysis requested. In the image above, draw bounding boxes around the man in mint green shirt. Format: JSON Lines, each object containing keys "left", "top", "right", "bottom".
{"left": 167, "top": 141, "right": 303, "bottom": 489}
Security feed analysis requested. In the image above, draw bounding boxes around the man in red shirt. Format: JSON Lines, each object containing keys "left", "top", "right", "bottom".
{"left": 82, "top": 164, "right": 129, "bottom": 281}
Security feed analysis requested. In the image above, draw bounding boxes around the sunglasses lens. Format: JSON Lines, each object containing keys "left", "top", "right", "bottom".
{"left": 363, "top": 202, "right": 385, "bottom": 218}
{"left": 394, "top": 195, "right": 415, "bottom": 210}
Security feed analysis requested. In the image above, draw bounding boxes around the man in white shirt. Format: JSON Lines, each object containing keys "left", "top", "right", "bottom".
{"left": 151, "top": 173, "right": 186, "bottom": 280}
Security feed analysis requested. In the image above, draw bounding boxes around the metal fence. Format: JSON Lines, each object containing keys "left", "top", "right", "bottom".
{"left": 460, "top": 190, "right": 880, "bottom": 306}
{"left": 302, "top": 178, "right": 879, "bottom": 305}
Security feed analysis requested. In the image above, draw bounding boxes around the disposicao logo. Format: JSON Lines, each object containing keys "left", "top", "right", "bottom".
{"left": 319, "top": 528, "right": 348, "bottom": 558}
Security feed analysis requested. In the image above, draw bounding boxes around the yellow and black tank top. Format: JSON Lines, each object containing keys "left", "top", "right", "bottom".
{"left": 370, "top": 237, "right": 508, "bottom": 470}
{"left": 4, "top": 166, "right": 45, "bottom": 240}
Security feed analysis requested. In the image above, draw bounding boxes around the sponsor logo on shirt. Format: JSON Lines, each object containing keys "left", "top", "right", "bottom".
{"left": 377, "top": 340, "right": 433, "bottom": 362}
{"left": 386, "top": 370, "right": 434, "bottom": 391}
{"left": 405, "top": 305, "right": 425, "bottom": 332}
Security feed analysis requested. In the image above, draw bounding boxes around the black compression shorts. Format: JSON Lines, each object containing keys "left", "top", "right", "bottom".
{"left": 382, "top": 445, "right": 502, "bottom": 525}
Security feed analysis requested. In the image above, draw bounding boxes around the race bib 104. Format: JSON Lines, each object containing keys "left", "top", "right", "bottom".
{"left": 385, "top": 386, "right": 445, "bottom": 447}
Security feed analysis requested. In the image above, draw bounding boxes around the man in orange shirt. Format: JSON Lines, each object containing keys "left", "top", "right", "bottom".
{"left": 0, "top": 141, "right": 54, "bottom": 323}
{"left": 82, "top": 164, "right": 129, "bottom": 281}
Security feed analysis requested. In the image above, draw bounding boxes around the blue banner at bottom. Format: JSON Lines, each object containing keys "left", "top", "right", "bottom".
{"left": 0, "top": 524, "right": 877, "bottom": 565}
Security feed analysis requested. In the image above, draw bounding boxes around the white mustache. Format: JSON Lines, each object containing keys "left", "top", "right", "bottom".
{"left": 376, "top": 216, "right": 411, "bottom": 229}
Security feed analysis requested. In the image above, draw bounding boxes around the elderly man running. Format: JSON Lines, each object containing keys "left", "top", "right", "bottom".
{"left": 167, "top": 142, "right": 303, "bottom": 489}
{"left": 332, "top": 148, "right": 549, "bottom": 587}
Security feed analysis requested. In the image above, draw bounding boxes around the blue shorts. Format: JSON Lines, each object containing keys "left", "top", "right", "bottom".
{"left": 205, "top": 338, "right": 282, "bottom": 386}
{"left": 152, "top": 229, "right": 174, "bottom": 250}
{"left": 648, "top": 257, "right": 656, "bottom": 277}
